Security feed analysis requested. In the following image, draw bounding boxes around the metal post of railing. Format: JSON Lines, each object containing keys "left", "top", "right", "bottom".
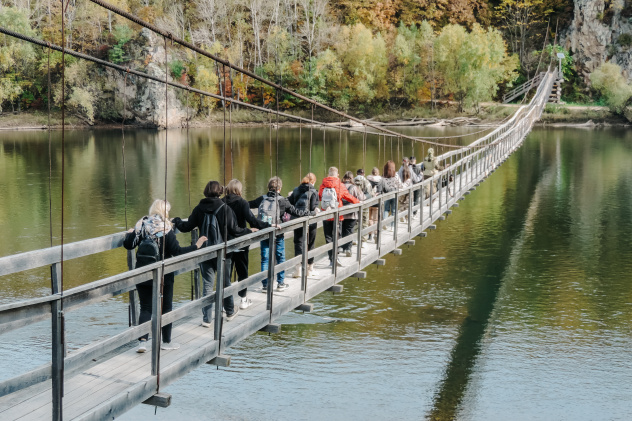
{"left": 356, "top": 205, "right": 363, "bottom": 265}
{"left": 332, "top": 209, "right": 340, "bottom": 276}
{"left": 301, "top": 220, "right": 309, "bottom": 293}
{"left": 150, "top": 267, "right": 162, "bottom": 376}
{"left": 191, "top": 230, "right": 200, "bottom": 299}
{"left": 214, "top": 248, "right": 226, "bottom": 338}
{"left": 266, "top": 231, "right": 276, "bottom": 312}
{"left": 377, "top": 196, "right": 384, "bottom": 254}
{"left": 127, "top": 250, "right": 139, "bottom": 325}
{"left": 393, "top": 191, "right": 399, "bottom": 242}
{"left": 429, "top": 176, "right": 434, "bottom": 220}
{"left": 51, "top": 262, "right": 64, "bottom": 421}
{"left": 407, "top": 187, "right": 413, "bottom": 234}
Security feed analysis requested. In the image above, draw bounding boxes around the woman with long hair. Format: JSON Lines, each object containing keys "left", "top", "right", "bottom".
{"left": 124, "top": 199, "right": 207, "bottom": 353}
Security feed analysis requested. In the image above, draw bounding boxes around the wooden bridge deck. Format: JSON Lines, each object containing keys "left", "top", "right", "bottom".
{"left": 0, "top": 72, "right": 555, "bottom": 420}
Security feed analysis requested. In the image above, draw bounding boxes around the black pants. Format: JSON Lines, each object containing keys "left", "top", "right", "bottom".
{"left": 293, "top": 223, "right": 317, "bottom": 264}
{"left": 341, "top": 219, "right": 357, "bottom": 251}
{"left": 230, "top": 248, "right": 249, "bottom": 298}
{"left": 136, "top": 274, "right": 174, "bottom": 343}
{"left": 323, "top": 220, "right": 341, "bottom": 261}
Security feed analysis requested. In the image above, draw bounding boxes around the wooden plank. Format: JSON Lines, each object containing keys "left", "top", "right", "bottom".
{"left": 351, "top": 271, "right": 367, "bottom": 279}
{"left": 327, "top": 285, "right": 343, "bottom": 293}
{"left": 373, "top": 259, "right": 386, "bottom": 266}
{"left": 391, "top": 248, "right": 403, "bottom": 256}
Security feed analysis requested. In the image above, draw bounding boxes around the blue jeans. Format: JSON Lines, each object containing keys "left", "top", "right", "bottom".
{"left": 261, "top": 236, "right": 285, "bottom": 287}
{"left": 383, "top": 198, "right": 396, "bottom": 228}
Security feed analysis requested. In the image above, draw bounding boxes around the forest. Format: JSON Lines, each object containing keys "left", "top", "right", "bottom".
{"left": 0, "top": 0, "right": 578, "bottom": 123}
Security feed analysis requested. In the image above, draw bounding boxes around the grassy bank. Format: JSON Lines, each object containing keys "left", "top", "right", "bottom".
{"left": 1, "top": 103, "right": 627, "bottom": 130}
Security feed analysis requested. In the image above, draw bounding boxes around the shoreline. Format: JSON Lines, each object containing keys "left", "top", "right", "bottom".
{"left": 1, "top": 104, "right": 628, "bottom": 131}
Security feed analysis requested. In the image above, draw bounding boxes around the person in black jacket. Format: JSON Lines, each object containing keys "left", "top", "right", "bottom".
{"left": 288, "top": 173, "right": 319, "bottom": 278}
{"left": 124, "top": 199, "right": 207, "bottom": 353}
{"left": 223, "top": 179, "right": 268, "bottom": 309}
{"left": 172, "top": 181, "right": 252, "bottom": 326}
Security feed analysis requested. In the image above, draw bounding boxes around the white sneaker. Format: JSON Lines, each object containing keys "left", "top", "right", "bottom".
{"left": 345, "top": 250, "right": 352, "bottom": 257}
{"left": 293, "top": 266, "right": 302, "bottom": 278}
{"left": 240, "top": 297, "right": 252, "bottom": 309}
{"left": 137, "top": 340, "right": 147, "bottom": 353}
{"left": 201, "top": 321, "right": 212, "bottom": 328}
{"left": 161, "top": 342, "right": 180, "bottom": 350}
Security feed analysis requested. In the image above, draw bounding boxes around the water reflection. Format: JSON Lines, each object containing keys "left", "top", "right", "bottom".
{"left": 0, "top": 127, "right": 631, "bottom": 420}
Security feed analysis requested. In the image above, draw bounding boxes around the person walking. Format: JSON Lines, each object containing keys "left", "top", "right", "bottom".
{"left": 366, "top": 167, "right": 382, "bottom": 241}
{"left": 354, "top": 169, "right": 373, "bottom": 242}
{"left": 173, "top": 181, "right": 252, "bottom": 328}
{"left": 422, "top": 148, "right": 444, "bottom": 200}
{"left": 341, "top": 171, "right": 365, "bottom": 256}
{"left": 319, "top": 166, "right": 360, "bottom": 267}
{"left": 409, "top": 156, "right": 423, "bottom": 216}
{"left": 377, "top": 161, "right": 402, "bottom": 230}
{"left": 223, "top": 179, "right": 268, "bottom": 310}
{"left": 288, "top": 173, "right": 319, "bottom": 278}
{"left": 124, "top": 199, "right": 207, "bottom": 353}
{"left": 249, "top": 176, "right": 294, "bottom": 292}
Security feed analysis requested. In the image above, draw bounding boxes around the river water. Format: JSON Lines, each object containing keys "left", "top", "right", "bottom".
{"left": 0, "top": 126, "right": 631, "bottom": 420}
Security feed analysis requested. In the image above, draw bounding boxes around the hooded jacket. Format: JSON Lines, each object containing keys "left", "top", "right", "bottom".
{"left": 288, "top": 183, "right": 319, "bottom": 220}
{"left": 377, "top": 174, "right": 402, "bottom": 195}
{"left": 173, "top": 197, "right": 251, "bottom": 241}
{"left": 223, "top": 194, "right": 270, "bottom": 230}
{"left": 318, "top": 176, "right": 360, "bottom": 221}
{"left": 343, "top": 181, "right": 365, "bottom": 220}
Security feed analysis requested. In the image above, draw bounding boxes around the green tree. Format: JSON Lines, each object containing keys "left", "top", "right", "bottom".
{"left": 590, "top": 63, "right": 632, "bottom": 114}
{"left": 0, "top": 7, "right": 37, "bottom": 113}
{"left": 434, "top": 23, "right": 518, "bottom": 111}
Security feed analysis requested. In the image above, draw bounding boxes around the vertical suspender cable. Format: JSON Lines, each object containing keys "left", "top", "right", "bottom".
{"left": 219, "top": 63, "right": 229, "bottom": 351}
{"left": 338, "top": 116, "right": 342, "bottom": 170}
{"left": 299, "top": 119, "right": 302, "bottom": 181}
{"left": 122, "top": 70, "right": 129, "bottom": 230}
{"left": 309, "top": 104, "right": 313, "bottom": 174}
{"left": 47, "top": 45, "right": 53, "bottom": 247}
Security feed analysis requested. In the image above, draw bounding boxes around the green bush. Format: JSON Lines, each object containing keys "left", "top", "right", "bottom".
{"left": 617, "top": 33, "right": 632, "bottom": 47}
{"left": 169, "top": 60, "right": 185, "bottom": 79}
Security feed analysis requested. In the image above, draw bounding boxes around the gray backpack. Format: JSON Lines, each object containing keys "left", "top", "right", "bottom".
{"left": 258, "top": 195, "right": 280, "bottom": 224}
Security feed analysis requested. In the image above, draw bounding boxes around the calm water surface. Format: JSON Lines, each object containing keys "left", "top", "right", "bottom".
{"left": 0, "top": 126, "right": 631, "bottom": 420}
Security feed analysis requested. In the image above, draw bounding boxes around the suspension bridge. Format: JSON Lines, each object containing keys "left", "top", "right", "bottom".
{"left": 0, "top": 1, "right": 558, "bottom": 419}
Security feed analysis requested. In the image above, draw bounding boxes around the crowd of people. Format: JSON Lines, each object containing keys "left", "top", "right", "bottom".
{"left": 124, "top": 149, "right": 444, "bottom": 353}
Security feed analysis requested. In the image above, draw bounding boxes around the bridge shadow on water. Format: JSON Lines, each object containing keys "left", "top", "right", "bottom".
{"left": 426, "top": 141, "right": 547, "bottom": 421}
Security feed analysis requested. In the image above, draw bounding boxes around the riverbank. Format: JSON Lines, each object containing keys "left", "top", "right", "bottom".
{"left": 0, "top": 103, "right": 627, "bottom": 130}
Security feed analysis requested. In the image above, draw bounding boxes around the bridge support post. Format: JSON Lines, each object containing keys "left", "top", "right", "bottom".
{"left": 266, "top": 231, "right": 276, "bottom": 314}
{"left": 301, "top": 219, "right": 308, "bottom": 292}
{"left": 127, "top": 250, "right": 139, "bottom": 326}
{"left": 191, "top": 230, "right": 200, "bottom": 300}
{"left": 332, "top": 209, "right": 339, "bottom": 276}
{"left": 151, "top": 267, "right": 163, "bottom": 377}
{"left": 51, "top": 262, "right": 64, "bottom": 421}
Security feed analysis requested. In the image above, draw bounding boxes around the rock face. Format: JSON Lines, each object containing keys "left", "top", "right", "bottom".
{"left": 563, "top": 0, "right": 632, "bottom": 83}
{"left": 107, "top": 28, "right": 188, "bottom": 128}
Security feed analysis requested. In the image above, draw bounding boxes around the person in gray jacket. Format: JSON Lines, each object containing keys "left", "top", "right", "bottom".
{"left": 354, "top": 169, "right": 373, "bottom": 242}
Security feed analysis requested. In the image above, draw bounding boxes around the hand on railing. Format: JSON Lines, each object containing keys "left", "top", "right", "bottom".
{"left": 250, "top": 228, "right": 259, "bottom": 232}
{"left": 195, "top": 236, "right": 208, "bottom": 248}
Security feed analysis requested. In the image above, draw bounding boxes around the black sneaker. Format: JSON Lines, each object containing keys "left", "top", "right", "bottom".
{"left": 276, "top": 283, "right": 289, "bottom": 291}
{"left": 226, "top": 307, "right": 240, "bottom": 321}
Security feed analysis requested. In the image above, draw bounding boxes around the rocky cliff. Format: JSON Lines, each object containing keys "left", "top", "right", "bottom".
{"left": 563, "top": 0, "right": 632, "bottom": 82}
{"left": 104, "top": 28, "right": 188, "bottom": 128}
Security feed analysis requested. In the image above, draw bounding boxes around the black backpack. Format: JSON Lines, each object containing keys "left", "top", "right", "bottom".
{"left": 136, "top": 227, "right": 161, "bottom": 268}
{"left": 294, "top": 189, "right": 312, "bottom": 214}
{"left": 201, "top": 204, "right": 225, "bottom": 247}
